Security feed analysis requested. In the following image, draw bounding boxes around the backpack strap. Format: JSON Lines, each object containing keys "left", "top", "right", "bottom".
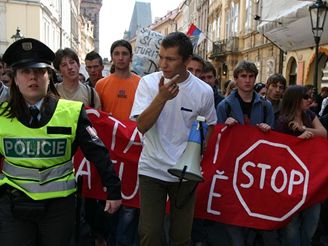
{"left": 84, "top": 84, "right": 95, "bottom": 108}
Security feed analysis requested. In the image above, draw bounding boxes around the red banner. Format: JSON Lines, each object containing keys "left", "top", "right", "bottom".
{"left": 74, "top": 108, "right": 328, "bottom": 230}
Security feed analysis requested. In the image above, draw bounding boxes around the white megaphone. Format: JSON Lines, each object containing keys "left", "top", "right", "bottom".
{"left": 168, "top": 116, "right": 207, "bottom": 182}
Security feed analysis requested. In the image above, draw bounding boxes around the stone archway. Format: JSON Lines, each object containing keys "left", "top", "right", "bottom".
{"left": 305, "top": 47, "right": 328, "bottom": 88}
{"left": 286, "top": 56, "right": 297, "bottom": 86}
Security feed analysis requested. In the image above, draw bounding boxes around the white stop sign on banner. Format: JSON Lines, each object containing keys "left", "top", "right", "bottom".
{"left": 233, "top": 140, "right": 309, "bottom": 221}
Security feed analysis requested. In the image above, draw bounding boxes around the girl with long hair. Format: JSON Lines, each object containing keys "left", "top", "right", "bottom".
{"left": 275, "top": 85, "right": 326, "bottom": 245}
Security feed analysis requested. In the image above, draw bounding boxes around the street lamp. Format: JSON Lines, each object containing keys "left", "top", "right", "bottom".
{"left": 11, "top": 27, "right": 24, "bottom": 42}
{"left": 309, "top": 0, "right": 328, "bottom": 92}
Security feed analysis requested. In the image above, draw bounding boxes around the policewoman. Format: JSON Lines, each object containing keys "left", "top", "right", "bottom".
{"left": 0, "top": 38, "right": 122, "bottom": 245}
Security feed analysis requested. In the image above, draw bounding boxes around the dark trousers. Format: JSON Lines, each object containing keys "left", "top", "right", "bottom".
{"left": 0, "top": 191, "right": 75, "bottom": 246}
{"left": 138, "top": 175, "right": 197, "bottom": 246}
{"left": 84, "top": 197, "right": 119, "bottom": 244}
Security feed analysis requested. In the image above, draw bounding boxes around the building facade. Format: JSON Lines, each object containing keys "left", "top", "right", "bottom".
{"left": 80, "top": 0, "right": 102, "bottom": 52}
{"left": 0, "top": 0, "right": 63, "bottom": 54}
{"left": 206, "top": 0, "right": 281, "bottom": 89}
{"left": 128, "top": 0, "right": 328, "bottom": 91}
{"left": 0, "top": 0, "right": 98, "bottom": 65}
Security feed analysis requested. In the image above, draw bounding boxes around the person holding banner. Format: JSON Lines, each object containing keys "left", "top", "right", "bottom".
{"left": 275, "top": 85, "right": 326, "bottom": 245}
{"left": 0, "top": 38, "right": 122, "bottom": 246}
{"left": 130, "top": 32, "right": 217, "bottom": 246}
{"left": 216, "top": 60, "right": 275, "bottom": 245}
{"left": 96, "top": 39, "right": 141, "bottom": 246}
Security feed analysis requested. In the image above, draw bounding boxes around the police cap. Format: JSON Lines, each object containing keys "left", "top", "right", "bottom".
{"left": 2, "top": 38, "right": 55, "bottom": 69}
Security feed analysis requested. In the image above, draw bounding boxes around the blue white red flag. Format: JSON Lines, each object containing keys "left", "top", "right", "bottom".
{"left": 186, "top": 23, "right": 206, "bottom": 47}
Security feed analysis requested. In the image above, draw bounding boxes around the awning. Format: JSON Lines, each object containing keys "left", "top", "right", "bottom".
{"left": 257, "top": 0, "right": 328, "bottom": 52}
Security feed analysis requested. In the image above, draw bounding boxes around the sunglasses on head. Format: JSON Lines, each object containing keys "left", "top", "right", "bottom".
{"left": 303, "top": 94, "right": 311, "bottom": 100}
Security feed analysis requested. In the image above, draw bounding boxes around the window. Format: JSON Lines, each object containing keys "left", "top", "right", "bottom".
{"left": 245, "top": 0, "right": 252, "bottom": 33}
{"left": 43, "top": 17, "right": 50, "bottom": 45}
{"left": 289, "top": 57, "right": 297, "bottom": 85}
{"left": 225, "top": 10, "right": 231, "bottom": 40}
{"left": 207, "top": 22, "right": 213, "bottom": 51}
{"left": 231, "top": 2, "right": 239, "bottom": 37}
{"left": 217, "top": 14, "right": 221, "bottom": 40}
{"left": 213, "top": 18, "right": 217, "bottom": 40}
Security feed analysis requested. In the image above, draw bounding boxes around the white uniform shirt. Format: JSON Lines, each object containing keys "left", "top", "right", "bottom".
{"left": 130, "top": 71, "right": 217, "bottom": 182}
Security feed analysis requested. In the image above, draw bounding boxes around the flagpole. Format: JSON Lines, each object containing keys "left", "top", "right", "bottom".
{"left": 202, "top": 32, "right": 214, "bottom": 44}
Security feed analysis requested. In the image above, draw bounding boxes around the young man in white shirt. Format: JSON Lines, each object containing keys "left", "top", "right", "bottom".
{"left": 130, "top": 32, "right": 217, "bottom": 245}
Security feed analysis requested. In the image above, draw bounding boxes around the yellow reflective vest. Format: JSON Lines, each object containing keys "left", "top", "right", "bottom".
{"left": 0, "top": 99, "right": 82, "bottom": 200}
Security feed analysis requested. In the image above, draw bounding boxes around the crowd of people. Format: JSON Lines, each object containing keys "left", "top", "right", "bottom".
{"left": 0, "top": 31, "right": 328, "bottom": 246}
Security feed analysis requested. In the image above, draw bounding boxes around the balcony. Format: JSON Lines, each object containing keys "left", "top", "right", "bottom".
{"left": 225, "top": 37, "right": 239, "bottom": 51}
{"left": 209, "top": 37, "right": 239, "bottom": 59}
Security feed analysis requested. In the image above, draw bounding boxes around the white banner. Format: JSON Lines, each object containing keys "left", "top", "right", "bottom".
{"left": 132, "top": 27, "right": 164, "bottom": 76}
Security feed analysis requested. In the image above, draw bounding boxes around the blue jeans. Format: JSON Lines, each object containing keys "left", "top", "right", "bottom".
{"left": 116, "top": 205, "right": 139, "bottom": 246}
{"left": 191, "top": 219, "right": 207, "bottom": 243}
{"left": 281, "top": 204, "right": 320, "bottom": 246}
{"left": 225, "top": 224, "right": 252, "bottom": 246}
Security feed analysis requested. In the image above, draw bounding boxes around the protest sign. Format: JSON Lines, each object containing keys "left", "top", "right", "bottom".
{"left": 131, "top": 27, "right": 164, "bottom": 76}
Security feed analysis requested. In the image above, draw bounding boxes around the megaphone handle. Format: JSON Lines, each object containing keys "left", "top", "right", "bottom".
{"left": 179, "top": 165, "right": 187, "bottom": 181}
{"left": 199, "top": 121, "right": 205, "bottom": 155}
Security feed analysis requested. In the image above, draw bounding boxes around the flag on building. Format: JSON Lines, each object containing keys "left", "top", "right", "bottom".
{"left": 186, "top": 23, "right": 206, "bottom": 47}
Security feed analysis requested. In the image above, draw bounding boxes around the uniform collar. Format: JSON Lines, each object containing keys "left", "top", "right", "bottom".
{"left": 27, "top": 98, "right": 44, "bottom": 111}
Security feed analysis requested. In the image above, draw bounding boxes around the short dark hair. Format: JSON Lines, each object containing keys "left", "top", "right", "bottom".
{"left": 191, "top": 54, "right": 205, "bottom": 68}
{"left": 203, "top": 61, "right": 216, "bottom": 77}
{"left": 85, "top": 51, "right": 103, "bottom": 65}
{"left": 53, "top": 48, "right": 80, "bottom": 70}
{"left": 266, "top": 73, "right": 286, "bottom": 89}
{"left": 161, "top": 32, "right": 193, "bottom": 61}
{"left": 110, "top": 40, "right": 132, "bottom": 57}
{"left": 321, "top": 87, "right": 328, "bottom": 93}
{"left": 233, "top": 60, "right": 258, "bottom": 79}
{"left": 254, "top": 82, "right": 266, "bottom": 93}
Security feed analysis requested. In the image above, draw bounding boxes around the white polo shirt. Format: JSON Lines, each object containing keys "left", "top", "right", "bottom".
{"left": 130, "top": 71, "right": 217, "bottom": 182}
